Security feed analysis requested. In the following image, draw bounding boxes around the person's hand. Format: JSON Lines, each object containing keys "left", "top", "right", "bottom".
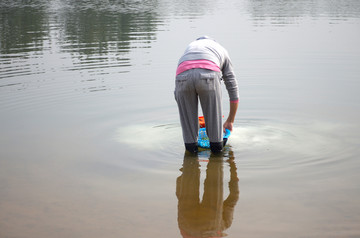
{"left": 224, "top": 101, "right": 238, "bottom": 133}
{"left": 223, "top": 120, "right": 234, "bottom": 132}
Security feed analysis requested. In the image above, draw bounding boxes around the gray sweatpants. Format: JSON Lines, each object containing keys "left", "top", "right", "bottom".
{"left": 174, "top": 68, "right": 223, "bottom": 144}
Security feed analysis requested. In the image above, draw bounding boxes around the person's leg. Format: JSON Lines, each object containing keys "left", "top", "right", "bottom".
{"left": 175, "top": 70, "right": 199, "bottom": 153}
{"left": 196, "top": 69, "right": 223, "bottom": 153}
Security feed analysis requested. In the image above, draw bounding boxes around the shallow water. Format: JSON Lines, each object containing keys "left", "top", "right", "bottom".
{"left": 1, "top": 0, "right": 360, "bottom": 237}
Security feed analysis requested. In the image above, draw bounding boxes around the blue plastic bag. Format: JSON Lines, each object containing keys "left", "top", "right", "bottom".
{"left": 198, "top": 128, "right": 231, "bottom": 148}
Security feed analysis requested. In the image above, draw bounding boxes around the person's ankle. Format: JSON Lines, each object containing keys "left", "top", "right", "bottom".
{"left": 223, "top": 138, "right": 228, "bottom": 146}
{"left": 185, "top": 143, "right": 198, "bottom": 153}
{"left": 210, "top": 142, "right": 223, "bottom": 154}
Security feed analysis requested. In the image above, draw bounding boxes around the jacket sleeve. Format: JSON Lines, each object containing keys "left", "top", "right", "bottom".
{"left": 221, "top": 53, "right": 239, "bottom": 102}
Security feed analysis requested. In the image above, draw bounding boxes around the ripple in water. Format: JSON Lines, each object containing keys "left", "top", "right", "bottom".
{"left": 115, "top": 119, "right": 359, "bottom": 176}
{"left": 0, "top": 0, "right": 165, "bottom": 112}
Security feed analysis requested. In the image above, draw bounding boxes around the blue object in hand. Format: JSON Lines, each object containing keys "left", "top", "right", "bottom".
{"left": 198, "top": 128, "right": 231, "bottom": 148}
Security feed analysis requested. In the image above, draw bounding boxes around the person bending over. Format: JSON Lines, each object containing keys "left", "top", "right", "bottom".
{"left": 174, "top": 36, "right": 239, "bottom": 153}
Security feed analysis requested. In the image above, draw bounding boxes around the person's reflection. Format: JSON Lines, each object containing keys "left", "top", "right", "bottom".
{"left": 176, "top": 150, "right": 239, "bottom": 238}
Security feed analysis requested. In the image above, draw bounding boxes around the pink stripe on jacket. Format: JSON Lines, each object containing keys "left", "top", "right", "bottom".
{"left": 176, "top": 59, "right": 221, "bottom": 76}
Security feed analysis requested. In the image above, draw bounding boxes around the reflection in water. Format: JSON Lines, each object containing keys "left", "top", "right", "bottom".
{"left": 176, "top": 151, "right": 239, "bottom": 237}
{"left": 0, "top": 0, "right": 359, "bottom": 237}
{"left": 0, "top": 0, "right": 162, "bottom": 84}
{"left": 171, "top": 0, "right": 219, "bottom": 19}
{"left": 59, "top": 0, "right": 160, "bottom": 58}
{"left": 247, "top": 0, "right": 360, "bottom": 25}
{"left": 0, "top": 1, "right": 49, "bottom": 54}
{"left": 0, "top": 1, "right": 50, "bottom": 81}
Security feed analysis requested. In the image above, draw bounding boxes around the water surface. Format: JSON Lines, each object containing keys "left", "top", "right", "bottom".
{"left": 1, "top": 0, "right": 360, "bottom": 237}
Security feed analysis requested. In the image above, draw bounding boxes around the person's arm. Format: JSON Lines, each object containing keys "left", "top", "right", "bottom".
{"left": 223, "top": 101, "right": 238, "bottom": 132}
{"left": 221, "top": 51, "right": 239, "bottom": 133}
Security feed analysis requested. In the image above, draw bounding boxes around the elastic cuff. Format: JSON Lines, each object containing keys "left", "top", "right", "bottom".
{"left": 185, "top": 143, "right": 198, "bottom": 153}
{"left": 223, "top": 138, "right": 228, "bottom": 147}
{"left": 210, "top": 142, "right": 223, "bottom": 153}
